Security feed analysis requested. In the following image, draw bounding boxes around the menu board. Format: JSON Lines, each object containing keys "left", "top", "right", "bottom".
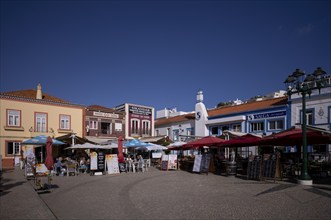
{"left": 200, "top": 154, "right": 211, "bottom": 174}
{"left": 168, "top": 155, "right": 177, "bottom": 170}
{"left": 247, "top": 156, "right": 262, "bottom": 180}
{"left": 106, "top": 154, "right": 120, "bottom": 174}
{"left": 161, "top": 161, "right": 168, "bottom": 171}
{"left": 193, "top": 155, "right": 202, "bottom": 173}
{"left": 25, "top": 155, "right": 36, "bottom": 178}
{"left": 90, "top": 152, "right": 98, "bottom": 170}
{"left": 161, "top": 155, "right": 169, "bottom": 171}
{"left": 97, "top": 151, "right": 105, "bottom": 172}
{"left": 261, "top": 154, "right": 277, "bottom": 179}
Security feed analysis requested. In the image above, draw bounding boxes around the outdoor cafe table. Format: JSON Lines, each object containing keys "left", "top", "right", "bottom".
{"left": 126, "top": 160, "right": 149, "bottom": 173}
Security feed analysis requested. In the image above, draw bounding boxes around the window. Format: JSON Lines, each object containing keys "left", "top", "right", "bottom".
{"left": 115, "top": 123, "right": 122, "bottom": 131}
{"left": 211, "top": 127, "right": 219, "bottom": 135}
{"left": 89, "top": 121, "right": 98, "bottom": 129}
{"left": 187, "top": 128, "right": 194, "bottom": 136}
{"left": 7, "top": 110, "right": 21, "bottom": 127}
{"left": 232, "top": 124, "right": 241, "bottom": 132}
{"left": 269, "top": 120, "right": 284, "bottom": 130}
{"left": 60, "top": 115, "right": 70, "bottom": 130}
{"left": 35, "top": 113, "right": 47, "bottom": 132}
{"left": 173, "top": 130, "right": 179, "bottom": 141}
{"left": 306, "top": 110, "right": 313, "bottom": 125}
{"left": 300, "top": 109, "right": 314, "bottom": 125}
{"left": 131, "top": 119, "right": 139, "bottom": 135}
{"left": 142, "top": 120, "right": 150, "bottom": 135}
{"left": 7, "top": 142, "right": 21, "bottom": 155}
{"left": 101, "top": 122, "right": 111, "bottom": 134}
{"left": 251, "top": 122, "right": 264, "bottom": 132}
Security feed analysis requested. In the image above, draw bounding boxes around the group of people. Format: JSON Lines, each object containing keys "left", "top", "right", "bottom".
{"left": 54, "top": 156, "right": 89, "bottom": 175}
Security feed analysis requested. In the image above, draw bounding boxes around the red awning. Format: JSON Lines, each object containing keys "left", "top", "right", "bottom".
{"left": 259, "top": 126, "right": 331, "bottom": 146}
{"left": 183, "top": 136, "right": 225, "bottom": 149}
{"left": 218, "top": 134, "right": 262, "bottom": 148}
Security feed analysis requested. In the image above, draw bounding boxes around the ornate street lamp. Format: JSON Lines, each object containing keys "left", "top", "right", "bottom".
{"left": 284, "top": 67, "right": 328, "bottom": 184}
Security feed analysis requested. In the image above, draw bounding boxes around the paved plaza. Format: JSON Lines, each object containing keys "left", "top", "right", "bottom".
{"left": 1, "top": 167, "right": 331, "bottom": 220}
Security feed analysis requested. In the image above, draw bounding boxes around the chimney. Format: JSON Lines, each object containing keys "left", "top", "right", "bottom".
{"left": 36, "top": 83, "right": 42, "bottom": 99}
{"left": 196, "top": 90, "right": 203, "bottom": 103}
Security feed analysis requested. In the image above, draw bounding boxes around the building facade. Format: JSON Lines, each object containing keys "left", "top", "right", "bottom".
{"left": 206, "top": 97, "right": 288, "bottom": 137}
{"left": 155, "top": 113, "right": 195, "bottom": 142}
{"left": 84, "top": 105, "right": 125, "bottom": 143}
{"left": 115, "top": 103, "right": 154, "bottom": 139}
{"left": 287, "top": 75, "right": 331, "bottom": 156}
{"left": 0, "top": 84, "right": 84, "bottom": 169}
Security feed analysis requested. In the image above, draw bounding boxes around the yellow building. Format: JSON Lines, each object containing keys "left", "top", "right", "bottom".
{"left": 0, "top": 84, "right": 84, "bottom": 169}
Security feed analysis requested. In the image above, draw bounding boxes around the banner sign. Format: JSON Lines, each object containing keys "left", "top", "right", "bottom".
{"left": 93, "top": 111, "right": 119, "bottom": 118}
{"left": 248, "top": 111, "right": 286, "bottom": 120}
{"left": 129, "top": 105, "right": 152, "bottom": 116}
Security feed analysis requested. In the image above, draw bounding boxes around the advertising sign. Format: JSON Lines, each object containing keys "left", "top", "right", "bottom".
{"left": 248, "top": 111, "right": 286, "bottom": 120}
{"left": 106, "top": 154, "right": 120, "bottom": 174}
{"left": 193, "top": 155, "right": 202, "bottom": 173}
{"left": 129, "top": 105, "right": 152, "bottom": 116}
{"left": 90, "top": 152, "right": 98, "bottom": 170}
{"left": 168, "top": 155, "right": 177, "bottom": 170}
{"left": 25, "top": 155, "right": 36, "bottom": 177}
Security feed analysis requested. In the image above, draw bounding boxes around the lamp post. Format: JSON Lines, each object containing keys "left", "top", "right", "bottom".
{"left": 284, "top": 67, "right": 328, "bottom": 184}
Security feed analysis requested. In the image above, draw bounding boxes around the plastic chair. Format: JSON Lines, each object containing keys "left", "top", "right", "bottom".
{"left": 67, "top": 163, "right": 78, "bottom": 176}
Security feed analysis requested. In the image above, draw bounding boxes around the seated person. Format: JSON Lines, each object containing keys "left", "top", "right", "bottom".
{"left": 79, "top": 157, "right": 88, "bottom": 173}
{"left": 55, "top": 157, "right": 63, "bottom": 175}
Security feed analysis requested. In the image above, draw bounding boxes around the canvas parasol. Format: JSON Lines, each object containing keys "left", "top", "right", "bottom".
{"left": 167, "top": 141, "right": 187, "bottom": 150}
{"left": 44, "top": 136, "right": 54, "bottom": 170}
{"left": 259, "top": 126, "right": 331, "bottom": 146}
{"left": 65, "top": 142, "right": 117, "bottom": 150}
{"left": 117, "top": 135, "right": 125, "bottom": 163}
{"left": 218, "top": 134, "right": 262, "bottom": 148}
{"left": 22, "top": 135, "right": 65, "bottom": 145}
{"left": 183, "top": 136, "right": 225, "bottom": 149}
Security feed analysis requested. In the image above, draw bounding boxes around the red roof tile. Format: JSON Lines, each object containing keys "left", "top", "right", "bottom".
{"left": 87, "top": 105, "right": 124, "bottom": 114}
{"left": 155, "top": 113, "right": 195, "bottom": 126}
{"left": 208, "top": 97, "right": 287, "bottom": 117}
{"left": 1, "top": 89, "right": 71, "bottom": 104}
{"left": 155, "top": 97, "right": 287, "bottom": 126}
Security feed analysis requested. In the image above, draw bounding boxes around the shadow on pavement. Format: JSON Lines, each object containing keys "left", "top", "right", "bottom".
{"left": 0, "top": 170, "right": 26, "bottom": 197}
{"left": 255, "top": 184, "right": 297, "bottom": 196}
{"left": 305, "top": 188, "right": 331, "bottom": 198}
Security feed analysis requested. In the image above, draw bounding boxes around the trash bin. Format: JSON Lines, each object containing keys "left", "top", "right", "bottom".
{"left": 227, "top": 161, "right": 237, "bottom": 176}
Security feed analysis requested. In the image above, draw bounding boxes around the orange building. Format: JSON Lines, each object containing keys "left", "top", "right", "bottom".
{"left": 0, "top": 84, "right": 84, "bottom": 169}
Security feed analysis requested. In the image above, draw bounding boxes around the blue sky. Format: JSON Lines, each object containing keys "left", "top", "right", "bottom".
{"left": 1, "top": 0, "right": 330, "bottom": 112}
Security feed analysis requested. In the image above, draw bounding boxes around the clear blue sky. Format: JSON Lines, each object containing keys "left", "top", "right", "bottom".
{"left": 1, "top": 0, "right": 330, "bottom": 112}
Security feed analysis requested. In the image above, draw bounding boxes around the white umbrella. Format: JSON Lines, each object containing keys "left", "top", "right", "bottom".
{"left": 168, "top": 141, "right": 187, "bottom": 148}
{"left": 65, "top": 142, "right": 118, "bottom": 150}
{"left": 146, "top": 143, "right": 168, "bottom": 151}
